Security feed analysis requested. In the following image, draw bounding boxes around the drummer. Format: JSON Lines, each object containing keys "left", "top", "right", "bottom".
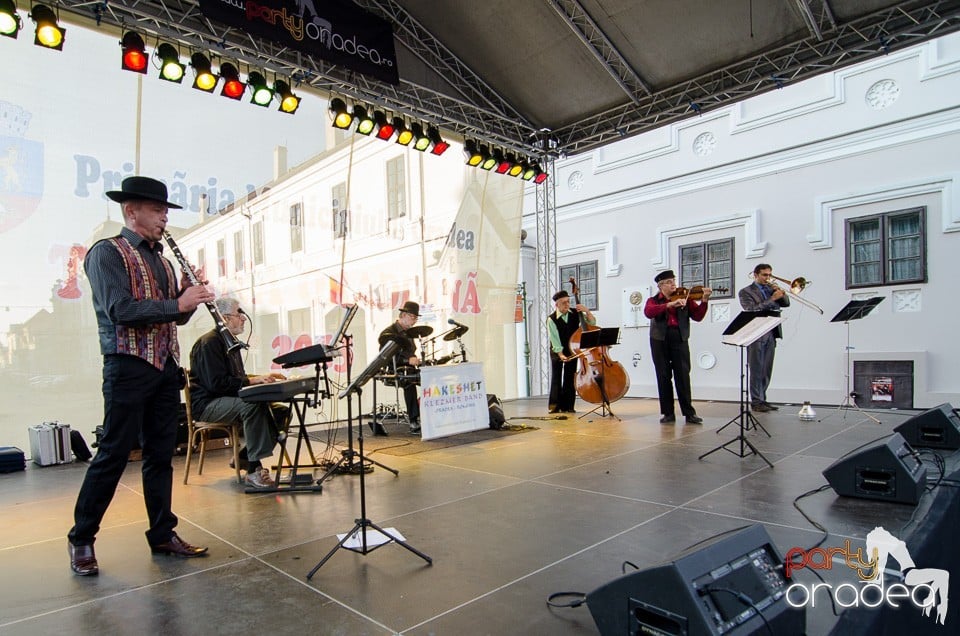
{"left": 378, "top": 301, "right": 424, "bottom": 434}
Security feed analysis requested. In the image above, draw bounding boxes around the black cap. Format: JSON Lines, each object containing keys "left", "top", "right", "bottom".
{"left": 552, "top": 290, "right": 569, "bottom": 302}
{"left": 399, "top": 301, "right": 420, "bottom": 317}
{"left": 105, "top": 176, "right": 183, "bottom": 209}
{"left": 654, "top": 269, "right": 675, "bottom": 283}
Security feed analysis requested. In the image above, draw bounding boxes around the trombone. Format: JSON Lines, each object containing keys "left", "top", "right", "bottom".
{"left": 760, "top": 274, "right": 824, "bottom": 315}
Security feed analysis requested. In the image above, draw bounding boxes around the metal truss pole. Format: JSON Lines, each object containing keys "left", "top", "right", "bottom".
{"left": 534, "top": 152, "right": 558, "bottom": 397}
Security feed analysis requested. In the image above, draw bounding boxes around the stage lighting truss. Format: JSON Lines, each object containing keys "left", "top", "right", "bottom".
{"left": 247, "top": 71, "right": 273, "bottom": 106}
{"left": 329, "top": 98, "right": 353, "bottom": 129}
{"left": 190, "top": 52, "right": 217, "bottom": 92}
{"left": 274, "top": 79, "right": 300, "bottom": 113}
{"left": 30, "top": 4, "right": 63, "bottom": 50}
{"left": 156, "top": 43, "right": 185, "bottom": 83}
{"left": 119, "top": 31, "right": 148, "bottom": 73}
{"left": 0, "top": 0, "right": 22, "bottom": 39}
{"left": 219, "top": 62, "right": 245, "bottom": 100}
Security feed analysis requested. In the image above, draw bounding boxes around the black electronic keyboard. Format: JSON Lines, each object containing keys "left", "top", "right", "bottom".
{"left": 239, "top": 378, "right": 316, "bottom": 402}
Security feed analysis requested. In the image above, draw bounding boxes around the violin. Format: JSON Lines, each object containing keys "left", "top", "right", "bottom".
{"left": 668, "top": 286, "right": 728, "bottom": 302}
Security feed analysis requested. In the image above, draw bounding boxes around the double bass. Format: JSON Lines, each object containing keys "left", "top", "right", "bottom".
{"left": 567, "top": 277, "right": 630, "bottom": 413}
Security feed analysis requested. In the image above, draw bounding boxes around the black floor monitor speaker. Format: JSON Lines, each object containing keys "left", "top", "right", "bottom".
{"left": 586, "top": 524, "right": 804, "bottom": 636}
{"left": 822, "top": 433, "right": 927, "bottom": 505}
{"left": 893, "top": 403, "right": 960, "bottom": 450}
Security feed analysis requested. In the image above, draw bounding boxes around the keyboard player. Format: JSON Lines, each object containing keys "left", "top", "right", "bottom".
{"left": 188, "top": 297, "right": 288, "bottom": 489}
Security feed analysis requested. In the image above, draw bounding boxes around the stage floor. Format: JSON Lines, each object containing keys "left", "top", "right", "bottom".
{"left": 0, "top": 397, "right": 951, "bottom": 635}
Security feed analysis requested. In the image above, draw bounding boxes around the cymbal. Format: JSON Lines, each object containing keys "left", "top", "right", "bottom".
{"left": 272, "top": 343, "right": 333, "bottom": 368}
{"left": 406, "top": 325, "right": 434, "bottom": 339}
{"left": 443, "top": 325, "right": 468, "bottom": 341}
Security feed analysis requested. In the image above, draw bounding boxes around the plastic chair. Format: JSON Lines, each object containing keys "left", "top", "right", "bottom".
{"left": 182, "top": 375, "right": 242, "bottom": 484}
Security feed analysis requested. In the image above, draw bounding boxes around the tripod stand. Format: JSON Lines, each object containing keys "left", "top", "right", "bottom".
{"left": 700, "top": 311, "right": 781, "bottom": 469}
{"left": 820, "top": 297, "right": 884, "bottom": 424}
{"left": 714, "top": 348, "right": 768, "bottom": 438}
{"left": 308, "top": 342, "right": 431, "bottom": 578}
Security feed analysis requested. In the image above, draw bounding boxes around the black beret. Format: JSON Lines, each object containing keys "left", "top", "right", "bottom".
{"left": 654, "top": 269, "right": 675, "bottom": 283}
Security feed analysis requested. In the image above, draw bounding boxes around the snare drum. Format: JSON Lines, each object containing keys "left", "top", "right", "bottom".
{"left": 380, "top": 365, "right": 421, "bottom": 387}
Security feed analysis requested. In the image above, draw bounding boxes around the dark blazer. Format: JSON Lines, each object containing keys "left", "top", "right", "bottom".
{"left": 738, "top": 283, "right": 790, "bottom": 338}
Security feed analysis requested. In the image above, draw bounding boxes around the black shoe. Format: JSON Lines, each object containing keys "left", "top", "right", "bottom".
{"left": 752, "top": 403, "right": 772, "bottom": 412}
{"left": 69, "top": 542, "right": 99, "bottom": 576}
{"left": 660, "top": 414, "right": 676, "bottom": 424}
{"left": 409, "top": 424, "right": 421, "bottom": 435}
{"left": 548, "top": 406, "right": 560, "bottom": 414}
{"left": 764, "top": 402, "right": 780, "bottom": 411}
{"left": 685, "top": 415, "right": 703, "bottom": 424}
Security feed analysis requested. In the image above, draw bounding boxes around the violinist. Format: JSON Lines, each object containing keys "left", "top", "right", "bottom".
{"left": 643, "top": 270, "right": 709, "bottom": 424}
{"left": 546, "top": 290, "right": 595, "bottom": 414}
{"left": 738, "top": 264, "right": 789, "bottom": 412}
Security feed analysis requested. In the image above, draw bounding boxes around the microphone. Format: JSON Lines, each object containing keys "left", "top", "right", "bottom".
{"left": 238, "top": 308, "right": 247, "bottom": 316}
{"left": 448, "top": 318, "right": 468, "bottom": 328}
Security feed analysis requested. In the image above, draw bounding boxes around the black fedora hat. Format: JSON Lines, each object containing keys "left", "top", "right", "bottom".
{"left": 105, "top": 176, "right": 183, "bottom": 209}
{"left": 399, "top": 301, "right": 420, "bottom": 317}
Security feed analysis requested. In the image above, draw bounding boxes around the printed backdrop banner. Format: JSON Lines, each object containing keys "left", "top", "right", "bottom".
{"left": 420, "top": 362, "right": 488, "bottom": 440}
{"left": 199, "top": 0, "right": 399, "bottom": 84}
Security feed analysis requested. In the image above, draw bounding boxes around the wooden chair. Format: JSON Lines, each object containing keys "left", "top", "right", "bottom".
{"left": 182, "top": 375, "right": 242, "bottom": 484}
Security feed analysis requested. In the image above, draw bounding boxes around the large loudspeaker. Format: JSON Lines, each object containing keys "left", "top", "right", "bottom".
{"left": 893, "top": 402, "right": 960, "bottom": 450}
{"left": 822, "top": 433, "right": 927, "bottom": 505}
{"left": 586, "top": 525, "right": 804, "bottom": 636}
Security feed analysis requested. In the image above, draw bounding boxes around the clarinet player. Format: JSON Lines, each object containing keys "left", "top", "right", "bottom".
{"left": 68, "top": 176, "right": 213, "bottom": 576}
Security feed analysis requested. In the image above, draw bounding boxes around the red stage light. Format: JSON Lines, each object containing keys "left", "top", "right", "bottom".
{"left": 120, "top": 32, "right": 148, "bottom": 73}
{"left": 220, "top": 63, "right": 245, "bottom": 100}
{"left": 374, "top": 111, "right": 395, "bottom": 140}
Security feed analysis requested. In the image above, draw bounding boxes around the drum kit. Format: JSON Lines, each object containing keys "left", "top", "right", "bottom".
{"left": 375, "top": 322, "right": 470, "bottom": 428}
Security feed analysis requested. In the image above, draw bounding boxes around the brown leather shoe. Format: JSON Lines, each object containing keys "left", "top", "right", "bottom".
{"left": 150, "top": 533, "right": 209, "bottom": 558}
{"left": 69, "top": 542, "right": 99, "bottom": 576}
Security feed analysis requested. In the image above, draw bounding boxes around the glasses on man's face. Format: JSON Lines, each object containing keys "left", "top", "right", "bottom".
{"left": 223, "top": 311, "right": 246, "bottom": 319}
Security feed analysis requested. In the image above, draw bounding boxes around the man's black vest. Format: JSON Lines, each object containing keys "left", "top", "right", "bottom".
{"left": 648, "top": 294, "right": 692, "bottom": 342}
{"left": 548, "top": 310, "right": 582, "bottom": 357}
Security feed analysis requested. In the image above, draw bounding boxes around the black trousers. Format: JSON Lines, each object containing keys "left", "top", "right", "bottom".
{"left": 650, "top": 328, "right": 696, "bottom": 417}
{"left": 69, "top": 355, "right": 181, "bottom": 547}
{"left": 403, "top": 384, "right": 420, "bottom": 423}
{"left": 548, "top": 355, "right": 578, "bottom": 411}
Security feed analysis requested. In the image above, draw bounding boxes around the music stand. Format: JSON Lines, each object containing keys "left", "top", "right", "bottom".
{"left": 316, "top": 341, "right": 399, "bottom": 481}
{"left": 576, "top": 327, "right": 622, "bottom": 420}
{"left": 307, "top": 341, "right": 432, "bottom": 578}
{"left": 329, "top": 303, "right": 358, "bottom": 351}
{"left": 820, "top": 297, "right": 884, "bottom": 424}
{"left": 699, "top": 311, "right": 782, "bottom": 469}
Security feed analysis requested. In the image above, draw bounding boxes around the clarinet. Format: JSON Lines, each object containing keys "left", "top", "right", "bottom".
{"left": 162, "top": 230, "right": 247, "bottom": 352}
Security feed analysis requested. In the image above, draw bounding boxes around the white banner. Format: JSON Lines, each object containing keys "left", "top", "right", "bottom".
{"left": 419, "top": 362, "right": 487, "bottom": 440}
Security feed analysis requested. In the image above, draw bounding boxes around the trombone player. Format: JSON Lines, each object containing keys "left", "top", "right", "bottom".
{"left": 739, "top": 264, "right": 789, "bottom": 412}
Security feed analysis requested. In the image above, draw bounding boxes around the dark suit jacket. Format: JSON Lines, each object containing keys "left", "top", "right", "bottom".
{"left": 738, "top": 283, "right": 790, "bottom": 339}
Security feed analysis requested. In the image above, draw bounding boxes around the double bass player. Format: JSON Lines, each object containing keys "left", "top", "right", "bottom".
{"left": 546, "top": 290, "right": 595, "bottom": 413}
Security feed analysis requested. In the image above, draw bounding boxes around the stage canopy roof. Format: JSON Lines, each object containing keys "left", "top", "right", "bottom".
{"left": 53, "top": 0, "right": 960, "bottom": 157}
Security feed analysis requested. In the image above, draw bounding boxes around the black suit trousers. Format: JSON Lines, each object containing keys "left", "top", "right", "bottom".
{"left": 650, "top": 328, "right": 695, "bottom": 417}
{"left": 69, "top": 355, "right": 181, "bottom": 546}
